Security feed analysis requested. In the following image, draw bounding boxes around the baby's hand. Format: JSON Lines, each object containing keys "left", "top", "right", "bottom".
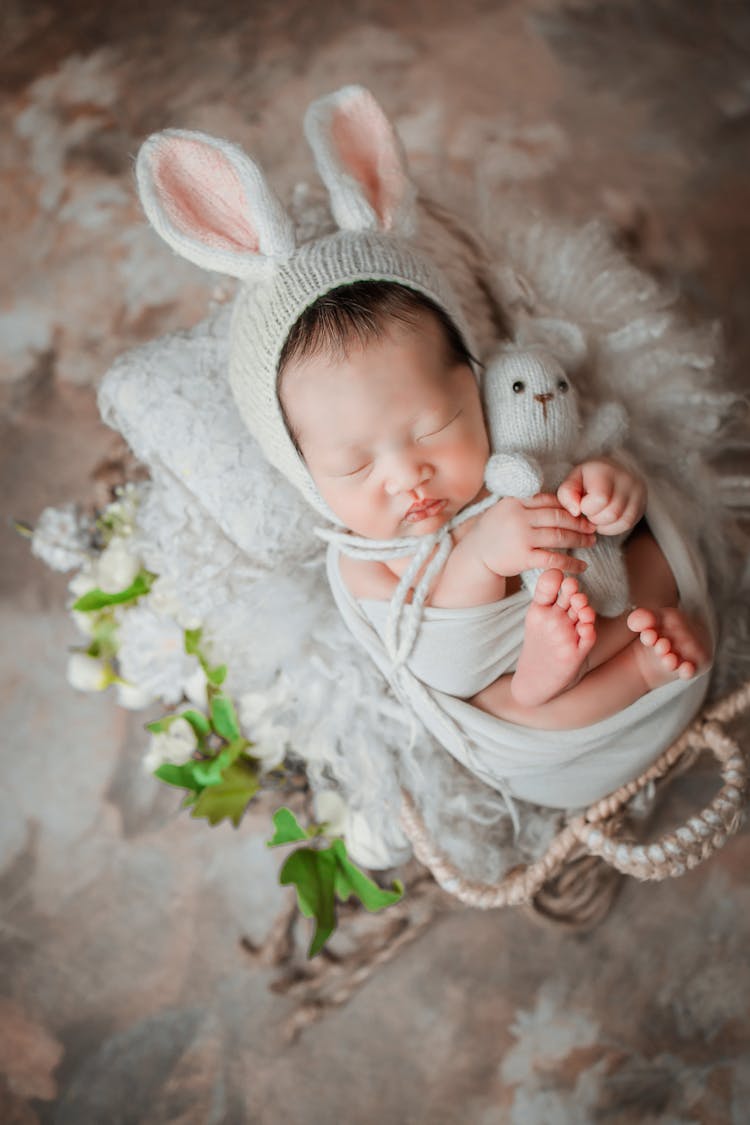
{"left": 557, "top": 458, "right": 646, "bottom": 536}
{"left": 479, "top": 494, "right": 596, "bottom": 577}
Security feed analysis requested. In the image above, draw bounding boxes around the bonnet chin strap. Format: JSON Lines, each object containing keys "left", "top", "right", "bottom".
{"left": 315, "top": 493, "right": 497, "bottom": 666}
{"left": 315, "top": 493, "right": 521, "bottom": 832}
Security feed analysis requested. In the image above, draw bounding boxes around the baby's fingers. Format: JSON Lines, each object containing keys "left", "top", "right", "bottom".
{"left": 557, "top": 467, "right": 584, "bottom": 516}
{"left": 579, "top": 489, "right": 614, "bottom": 519}
{"left": 528, "top": 549, "right": 588, "bottom": 573}
{"left": 530, "top": 507, "right": 596, "bottom": 533}
{"left": 594, "top": 490, "right": 645, "bottom": 535}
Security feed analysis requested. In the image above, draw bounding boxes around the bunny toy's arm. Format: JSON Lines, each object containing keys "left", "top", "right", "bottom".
{"left": 485, "top": 452, "right": 543, "bottom": 498}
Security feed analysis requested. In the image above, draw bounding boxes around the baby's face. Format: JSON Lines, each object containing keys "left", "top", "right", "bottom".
{"left": 280, "top": 308, "right": 490, "bottom": 539}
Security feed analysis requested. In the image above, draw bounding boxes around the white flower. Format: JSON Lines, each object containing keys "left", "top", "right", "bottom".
{"left": 68, "top": 565, "right": 98, "bottom": 599}
{"left": 183, "top": 664, "right": 208, "bottom": 708}
{"left": 116, "top": 680, "right": 155, "bottom": 711}
{"left": 146, "top": 575, "right": 201, "bottom": 630}
{"left": 66, "top": 653, "right": 109, "bottom": 692}
{"left": 247, "top": 719, "right": 288, "bottom": 771}
{"left": 342, "top": 810, "right": 397, "bottom": 870}
{"left": 31, "top": 504, "right": 90, "bottom": 571}
{"left": 313, "top": 790, "right": 348, "bottom": 836}
{"left": 239, "top": 678, "right": 290, "bottom": 769}
{"left": 94, "top": 537, "right": 141, "bottom": 594}
{"left": 117, "top": 606, "right": 202, "bottom": 706}
{"left": 101, "top": 484, "right": 141, "bottom": 538}
{"left": 71, "top": 610, "right": 97, "bottom": 636}
{"left": 143, "top": 717, "right": 197, "bottom": 773}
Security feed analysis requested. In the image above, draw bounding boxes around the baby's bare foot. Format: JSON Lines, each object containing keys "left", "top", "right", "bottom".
{"left": 511, "top": 570, "right": 597, "bottom": 707}
{"left": 626, "top": 607, "right": 711, "bottom": 690}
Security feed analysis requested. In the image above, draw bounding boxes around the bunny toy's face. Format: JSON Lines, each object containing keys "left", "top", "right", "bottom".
{"left": 482, "top": 350, "right": 582, "bottom": 457}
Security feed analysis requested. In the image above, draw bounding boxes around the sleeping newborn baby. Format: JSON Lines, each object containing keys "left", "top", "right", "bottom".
{"left": 134, "top": 83, "right": 714, "bottom": 807}
{"left": 278, "top": 280, "right": 710, "bottom": 732}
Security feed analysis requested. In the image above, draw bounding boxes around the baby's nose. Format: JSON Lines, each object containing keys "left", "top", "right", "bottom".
{"left": 384, "top": 458, "right": 433, "bottom": 496}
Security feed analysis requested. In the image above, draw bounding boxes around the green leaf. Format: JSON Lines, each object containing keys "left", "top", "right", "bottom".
{"left": 190, "top": 739, "right": 246, "bottom": 787}
{"left": 331, "top": 839, "right": 403, "bottom": 911}
{"left": 279, "top": 847, "right": 338, "bottom": 958}
{"left": 184, "top": 628, "right": 203, "bottom": 656}
{"left": 85, "top": 571, "right": 154, "bottom": 610}
{"left": 73, "top": 571, "right": 154, "bottom": 612}
{"left": 207, "top": 663, "right": 227, "bottom": 686}
{"left": 153, "top": 761, "right": 203, "bottom": 792}
{"left": 190, "top": 759, "right": 259, "bottom": 827}
{"left": 266, "top": 807, "right": 310, "bottom": 847}
{"left": 210, "top": 693, "right": 241, "bottom": 742}
{"left": 146, "top": 714, "right": 178, "bottom": 734}
{"left": 180, "top": 709, "right": 211, "bottom": 738}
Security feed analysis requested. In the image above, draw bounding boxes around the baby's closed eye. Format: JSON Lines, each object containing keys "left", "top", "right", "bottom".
{"left": 339, "top": 460, "right": 373, "bottom": 478}
{"left": 417, "top": 410, "right": 462, "bottom": 442}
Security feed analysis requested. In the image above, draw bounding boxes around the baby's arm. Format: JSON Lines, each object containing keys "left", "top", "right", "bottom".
{"left": 557, "top": 457, "right": 646, "bottom": 536}
{"left": 336, "top": 494, "right": 597, "bottom": 607}
{"left": 430, "top": 495, "right": 596, "bottom": 608}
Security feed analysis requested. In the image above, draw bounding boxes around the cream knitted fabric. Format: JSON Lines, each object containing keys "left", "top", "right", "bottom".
{"left": 483, "top": 345, "right": 631, "bottom": 615}
{"left": 135, "top": 86, "right": 475, "bottom": 523}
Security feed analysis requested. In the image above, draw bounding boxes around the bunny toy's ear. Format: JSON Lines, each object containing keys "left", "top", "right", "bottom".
{"left": 135, "top": 129, "right": 296, "bottom": 279}
{"left": 515, "top": 316, "right": 588, "bottom": 372}
{"left": 304, "top": 86, "right": 418, "bottom": 237}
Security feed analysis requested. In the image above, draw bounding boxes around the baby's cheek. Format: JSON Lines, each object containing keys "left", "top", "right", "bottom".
{"left": 452, "top": 442, "right": 488, "bottom": 494}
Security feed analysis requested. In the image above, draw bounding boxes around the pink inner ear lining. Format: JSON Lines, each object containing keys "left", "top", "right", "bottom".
{"left": 331, "top": 101, "right": 405, "bottom": 229}
{"left": 153, "top": 138, "right": 260, "bottom": 255}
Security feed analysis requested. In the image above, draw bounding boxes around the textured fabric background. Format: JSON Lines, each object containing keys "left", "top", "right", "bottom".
{"left": 2, "top": 2, "right": 749, "bottom": 1121}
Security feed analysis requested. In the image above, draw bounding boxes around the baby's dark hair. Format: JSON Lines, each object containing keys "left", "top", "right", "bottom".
{"left": 278, "top": 279, "right": 475, "bottom": 378}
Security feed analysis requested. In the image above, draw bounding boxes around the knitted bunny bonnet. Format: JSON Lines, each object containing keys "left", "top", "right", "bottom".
{"left": 135, "top": 86, "right": 477, "bottom": 524}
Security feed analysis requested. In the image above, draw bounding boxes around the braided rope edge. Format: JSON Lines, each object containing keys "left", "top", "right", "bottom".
{"left": 399, "top": 680, "right": 750, "bottom": 908}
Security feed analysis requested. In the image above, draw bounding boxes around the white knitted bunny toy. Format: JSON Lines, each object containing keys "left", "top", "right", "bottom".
{"left": 483, "top": 344, "right": 631, "bottom": 616}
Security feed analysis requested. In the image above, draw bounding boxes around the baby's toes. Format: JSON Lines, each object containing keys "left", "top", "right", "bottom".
{"left": 627, "top": 607, "right": 657, "bottom": 634}
{"left": 653, "top": 636, "right": 672, "bottom": 657}
{"left": 535, "top": 570, "right": 564, "bottom": 606}
{"left": 677, "top": 659, "right": 697, "bottom": 680}
{"left": 558, "top": 576, "right": 579, "bottom": 610}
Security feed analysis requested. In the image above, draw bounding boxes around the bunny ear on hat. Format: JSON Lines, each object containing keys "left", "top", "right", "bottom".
{"left": 304, "top": 85, "right": 418, "bottom": 238}
{"left": 135, "top": 129, "right": 296, "bottom": 279}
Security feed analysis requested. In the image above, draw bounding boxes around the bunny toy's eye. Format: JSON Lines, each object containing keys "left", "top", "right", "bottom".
{"left": 557, "top": 379, "right": 569, "bottom": 393}
{"left": 512, "top": 380, "right": 525, "bottom": 394}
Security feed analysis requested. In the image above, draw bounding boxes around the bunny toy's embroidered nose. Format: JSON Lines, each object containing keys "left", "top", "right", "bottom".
{"left": 534, "top": 391, "right": 554, "bottom": 419}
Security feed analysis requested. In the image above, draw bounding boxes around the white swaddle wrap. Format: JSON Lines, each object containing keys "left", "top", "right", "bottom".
{"left": 325, "top": 474, "right": 715, "bottom": 810}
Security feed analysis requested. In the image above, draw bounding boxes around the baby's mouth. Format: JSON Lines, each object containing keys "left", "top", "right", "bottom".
{"left": 404, "top": 498, "right": 447, "bottom": 523}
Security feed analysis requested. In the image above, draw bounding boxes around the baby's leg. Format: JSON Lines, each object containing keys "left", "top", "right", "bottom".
{"left": 508, "top": 569, "right": 596, "bottom": 708}
{"left": 471, "top": 602, "right": 710, "bottom": 731}
{"left": 584, "top": 524, "right": 679, "bottom": 671}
